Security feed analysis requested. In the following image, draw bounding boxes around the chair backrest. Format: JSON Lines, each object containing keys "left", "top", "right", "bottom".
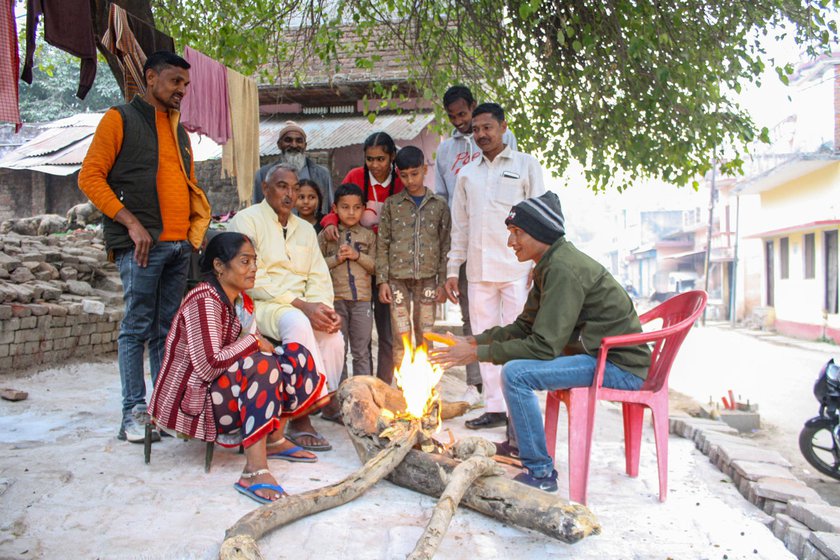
{"left": 638, "top": 290, "right": 708, "bottom": 392}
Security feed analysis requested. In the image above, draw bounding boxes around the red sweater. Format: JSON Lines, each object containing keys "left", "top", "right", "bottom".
{"left": 321, "top": 166, "right": 404, "bottom": 230}
{"left": 149, "top": 283, "right": 259, "bottom": 442}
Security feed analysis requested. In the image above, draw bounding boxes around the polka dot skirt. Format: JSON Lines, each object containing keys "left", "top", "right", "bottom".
{"left": 210, "top": 342, "right": 327, "bottom": 448}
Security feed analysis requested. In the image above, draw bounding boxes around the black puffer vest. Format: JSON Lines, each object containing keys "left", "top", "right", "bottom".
{"left": 103, "top": 95, "right": 192, "bottom": 253}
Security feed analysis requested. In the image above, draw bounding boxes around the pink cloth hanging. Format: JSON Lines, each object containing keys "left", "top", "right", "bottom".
{"left": 180, "top": 46, "right": 231, "bottom": 145}
{"left": 0, "top": 0, "right": 21, "bottom": 131}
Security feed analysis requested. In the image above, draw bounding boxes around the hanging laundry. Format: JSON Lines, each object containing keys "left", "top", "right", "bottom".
{"left": 222, "top": 67, "right": 260, "bottom": 206}
{"left": 101, "top": 3, "right": 147, "bottom": 102}
{"left": 0, "top": 0, "right": 21, "bottom": 131}
{"left": 125, "top": 10, "right": 175, "bottom": 58}
{"left": 21, "top": 0, "right": 97, "bottom": 100}
{"left": 181, "top": 46, "right": 231, "bottom": 145}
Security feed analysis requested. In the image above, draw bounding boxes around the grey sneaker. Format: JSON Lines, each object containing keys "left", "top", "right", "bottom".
{"left": 117, "top": 405, "right": 160, "bottom": 443}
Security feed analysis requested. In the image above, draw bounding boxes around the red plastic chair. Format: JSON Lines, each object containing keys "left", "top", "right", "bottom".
{"left": 543, "top": 290, "right": 707, "bottom": 504}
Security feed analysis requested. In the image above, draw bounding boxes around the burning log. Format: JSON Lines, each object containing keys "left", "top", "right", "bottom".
{"left": 408, "top": 438, "right": 500, "bottom": 560}
{"left": 219, "top": 421, "right": 422, "bottom": 560}
{"left": 338, "top": 375, "right": 601, "bottom": 545}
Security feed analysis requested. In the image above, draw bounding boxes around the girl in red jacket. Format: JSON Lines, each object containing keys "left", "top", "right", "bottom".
{"left": 321, "top": 132, "right": 403, "bottom": 384}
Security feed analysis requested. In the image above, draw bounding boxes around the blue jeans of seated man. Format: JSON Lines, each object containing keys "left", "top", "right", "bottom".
{"left": 501, "top": 354, "right": 645, "bottom": 479}
{"left": 116, "top": 240, "right": 192, "bottom": 420}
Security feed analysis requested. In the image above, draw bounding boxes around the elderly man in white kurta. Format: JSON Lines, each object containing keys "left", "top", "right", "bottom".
{"left": 229, "top": 163, "right": 344, "bottom": 452}
{"left": 445, "top": 102, "right": 546, "bottom": 431}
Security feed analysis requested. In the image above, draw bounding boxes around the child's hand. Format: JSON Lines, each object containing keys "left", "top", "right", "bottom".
{"left": 434, "top": 285, "right": 446, "bottom": 304}
{"left": 378, "top": 283, "right": 393, "bottom": 304}
{"left": 323, "top": 224, "right": 339, "bottom": 242}
{"left": 338, "top": 244, "right": 358, "bottom": 263}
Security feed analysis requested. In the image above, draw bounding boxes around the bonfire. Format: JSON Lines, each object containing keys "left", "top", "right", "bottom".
{"left": 219, "top": 335, "right": 600, "bottom": 560}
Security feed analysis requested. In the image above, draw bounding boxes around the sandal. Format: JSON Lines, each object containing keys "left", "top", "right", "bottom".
{"left": 233, "top": 469, "right": 286, "bottom": 504}
{"left": 286, "top": 430, "right": 332, "bottom": 451}
{"left": 320, "top": 411, "right": 344, "bottom": 425}
{"left": 267, "top": 438, "right": 317, "bottom": 463}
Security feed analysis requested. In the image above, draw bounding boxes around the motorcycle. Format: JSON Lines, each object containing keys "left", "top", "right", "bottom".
{"left": 799, "top": 358, "right": 840, "bottom": 480}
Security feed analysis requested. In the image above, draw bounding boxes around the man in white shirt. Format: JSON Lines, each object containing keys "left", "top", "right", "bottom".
{"left": 435, "top": 86, "right": 517, "bottom": 403}
{"left": 444, "top": 103, "right": 545, "bottom": 430}
{"left": 230, "top": 163, "right": 344, "bottom": 452}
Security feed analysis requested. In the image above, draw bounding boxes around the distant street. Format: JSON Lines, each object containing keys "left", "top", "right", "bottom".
{"left": 669, "top": 322, "right": 840, "bottom": 505}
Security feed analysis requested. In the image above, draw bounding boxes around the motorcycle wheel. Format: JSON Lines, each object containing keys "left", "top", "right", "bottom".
{"left": 799, "top": 423, "right": 840, "bottom": 481}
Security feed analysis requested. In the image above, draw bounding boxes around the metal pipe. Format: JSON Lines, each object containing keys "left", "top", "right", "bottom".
{"left": 702, "top": 152, "right": 717, "bottom": 326}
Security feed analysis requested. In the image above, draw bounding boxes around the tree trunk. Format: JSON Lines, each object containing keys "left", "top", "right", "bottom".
{"left": 337, "top": 376, "right": 601, "bottom": 545}
{"left": 219, "top": 422, "right": 422, "bottom": 560}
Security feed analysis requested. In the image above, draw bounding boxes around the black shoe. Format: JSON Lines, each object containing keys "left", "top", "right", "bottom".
{"left": 513, "top": 469, "right": 559, "bottom": 493}
{"left": 465, "top": 412, "right": 507, "bottom": 430}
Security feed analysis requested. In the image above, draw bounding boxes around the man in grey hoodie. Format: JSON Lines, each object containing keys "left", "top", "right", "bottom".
{"left": 434, "top": 85, "right": 517, "bottom": 403}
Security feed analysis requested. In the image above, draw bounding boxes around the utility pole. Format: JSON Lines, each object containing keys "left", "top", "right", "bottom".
{"left": 702, "top": 153, "right": 717, "bottom": 326}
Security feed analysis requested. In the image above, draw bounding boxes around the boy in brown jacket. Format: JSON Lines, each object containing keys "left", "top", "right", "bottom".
{"left": 377, "top": 146, "right": 451, "bottom": 366}
{"left": 318, "top": 183, "right": 376, "bottom": 379}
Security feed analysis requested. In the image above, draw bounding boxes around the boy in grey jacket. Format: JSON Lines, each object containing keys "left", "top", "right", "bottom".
{"left": 378, "top": 146, "right": 451, "bottom": 367}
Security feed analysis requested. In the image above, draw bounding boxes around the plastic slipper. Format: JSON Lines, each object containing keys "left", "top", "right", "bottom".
{"left": 320, "top": 411, "right": 344, "bottom": 425}
{"left": 268, "top": 444, "right": 317, "bottom": 463}
{"left": 286, "top": 430, "right": 332, "bottom": 451}
{"left": 233, "top": 482, "right": 286, "bottom": 505}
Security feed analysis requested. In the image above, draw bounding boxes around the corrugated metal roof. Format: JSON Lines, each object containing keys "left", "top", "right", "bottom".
{"left": 259, "top": 113, "right": 435, "bottom": 154}
{"left": 0, "top": 112, "right": 223, "bottom": 176}
{"left": 1, "top": 111, "right": 434, "bottom": 176}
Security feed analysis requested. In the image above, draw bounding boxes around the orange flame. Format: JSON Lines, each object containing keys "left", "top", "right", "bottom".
{"left": 394, "top": 335, "right": 443, "bottom": 418}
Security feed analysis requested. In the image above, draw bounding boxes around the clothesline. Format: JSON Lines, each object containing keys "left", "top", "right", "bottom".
{"left": 0, "top": 1, "right": 259, "bottom": 206}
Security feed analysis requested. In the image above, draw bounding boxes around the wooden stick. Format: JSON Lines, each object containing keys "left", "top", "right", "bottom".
{"left": 219, "top": 422, "right": 422, "bottom": 560}
{"left": 338, "top": 376, "right": 601, "bottom": 544}
{"left": 408, "top": 439, "right": 500, "bottom": 560}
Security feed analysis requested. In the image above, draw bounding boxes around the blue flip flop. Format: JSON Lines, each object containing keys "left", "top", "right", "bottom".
{"left": 234, "top": 481, "right": 286, "bottom": 505}
{"left": 268, "top": 444, "right": 317, "bottom": 463}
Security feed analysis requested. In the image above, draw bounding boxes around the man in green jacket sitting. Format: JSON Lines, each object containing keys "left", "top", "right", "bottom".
{"left": 430, "top": 191, "right": 651, "bottom": 492}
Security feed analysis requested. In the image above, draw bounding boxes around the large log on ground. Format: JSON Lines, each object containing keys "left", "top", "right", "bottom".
{"left": 337, "top": 376, "right": 601, "bottom": 544}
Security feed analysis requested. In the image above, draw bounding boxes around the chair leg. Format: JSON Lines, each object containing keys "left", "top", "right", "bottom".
{"left": 144, "top": 423, "right": 152, "bottom": 465}
{"left": 650, "top": 407, "right": 670, "bottom": 502}
{"left": 622, "top": 403, "right": 645, "bottom": 477}
{"left": 544, "top": 392, "right": 561, "bottom": 459}
{"left": 205, "top": 442, "right": 214, "bottom": 473}
{"left": 566, "top": 390, "right": 591, "bottom": 505}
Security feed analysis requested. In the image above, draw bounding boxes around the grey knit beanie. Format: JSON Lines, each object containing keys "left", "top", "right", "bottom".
{"left": 504, "top": 191, "right": 565, "bottom": 245}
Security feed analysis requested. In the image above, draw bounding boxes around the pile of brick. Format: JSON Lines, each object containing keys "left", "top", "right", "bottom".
{"left": 671, "top": 414, "right": 840, "bottom": 559}
{"left": 0, "top": 226, "right": 123, "bottom": 374}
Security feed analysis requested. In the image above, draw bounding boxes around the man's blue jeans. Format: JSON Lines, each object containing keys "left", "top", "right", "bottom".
{"left": 501, "top": 354, "right": 644, "bottom": 478}
{"left": 116, "top": 240, "right": 191, "bottom": 419}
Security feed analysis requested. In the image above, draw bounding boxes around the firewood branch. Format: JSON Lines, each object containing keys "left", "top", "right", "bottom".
{"left": 219, "top": 422, "right": 422, "bottom": 560}
{"left": 408, "top": 438, "right": 502, "bottom": 560}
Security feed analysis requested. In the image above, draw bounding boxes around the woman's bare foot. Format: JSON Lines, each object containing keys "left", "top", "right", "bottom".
{"left": 238, "top": 469, "right": 285, "bottom": 502}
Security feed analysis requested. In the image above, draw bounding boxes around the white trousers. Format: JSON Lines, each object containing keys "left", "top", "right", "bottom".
{"left": 276, "top": 309, "right": 345, "bottom": 393}
{"left": 468, "top": 276, "right": 529, "bottom": 413}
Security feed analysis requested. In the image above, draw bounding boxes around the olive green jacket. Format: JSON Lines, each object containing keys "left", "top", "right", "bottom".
{"left": 376, "top": 188, "right": 451, "bottom": 286}
{"left": 474, "top": 237, "right": 651, "bottom": 379}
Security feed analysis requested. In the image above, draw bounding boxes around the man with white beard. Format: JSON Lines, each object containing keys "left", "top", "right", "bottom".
{"left": 252, "top": 121, "right": 333, "bottom": 214}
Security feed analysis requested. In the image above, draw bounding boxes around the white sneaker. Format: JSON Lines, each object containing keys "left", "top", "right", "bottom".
{"left": 460, "top": 385, "right": 483, "bottom": 406}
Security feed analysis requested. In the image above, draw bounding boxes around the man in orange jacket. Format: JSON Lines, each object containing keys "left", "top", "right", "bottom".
{"left": 78, "top": 51, "right": 210, "bottom": 443}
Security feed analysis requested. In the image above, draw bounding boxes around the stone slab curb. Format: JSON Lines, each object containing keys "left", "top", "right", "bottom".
{"left": 670, "top": 415, "right": 840, "bottom": 560}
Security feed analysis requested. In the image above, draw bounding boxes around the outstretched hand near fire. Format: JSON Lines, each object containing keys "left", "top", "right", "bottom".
{"left": 428, "top": 332, "right": 478, "bottom": 370}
